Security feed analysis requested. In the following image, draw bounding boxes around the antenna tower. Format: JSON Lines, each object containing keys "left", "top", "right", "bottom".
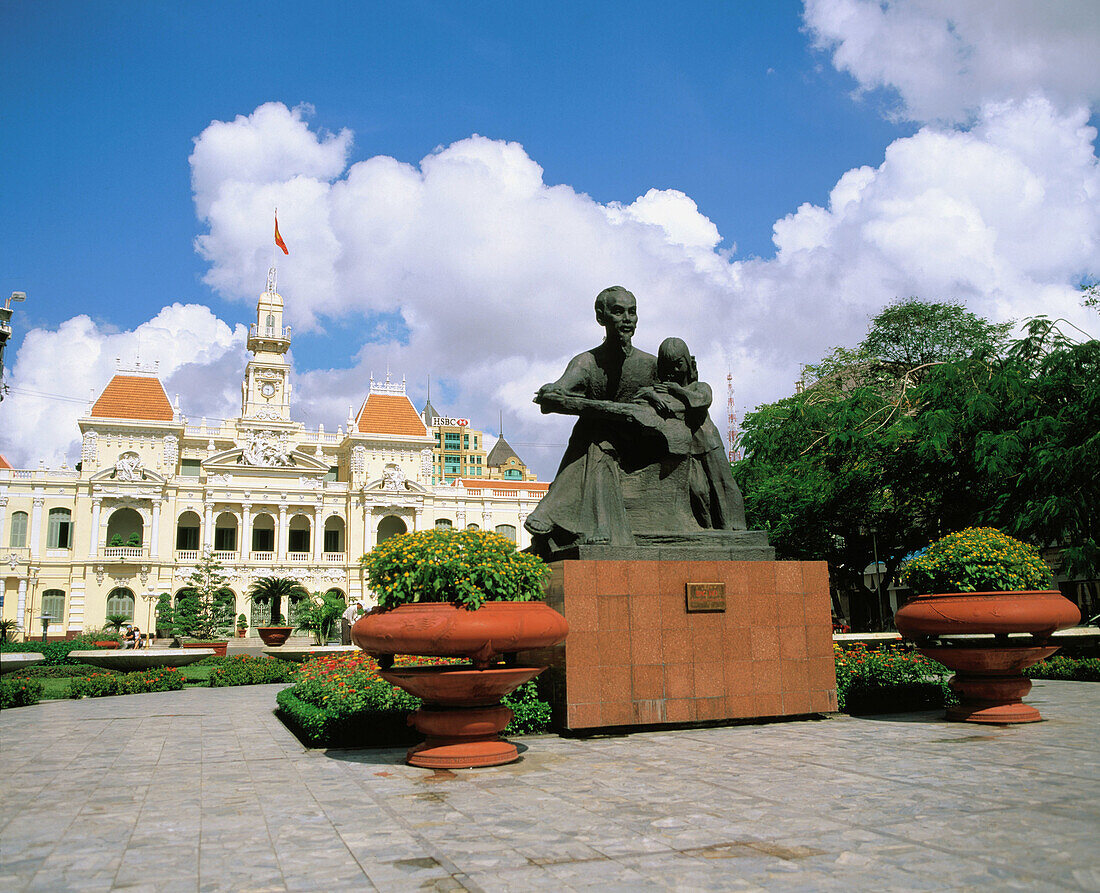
{"left": 726, "top": 372, "right": 740, "bottom": 463}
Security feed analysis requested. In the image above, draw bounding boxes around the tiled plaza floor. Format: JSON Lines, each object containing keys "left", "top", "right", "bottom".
{"left": 1, "top": 681, "right": 1097, "bottom": 892}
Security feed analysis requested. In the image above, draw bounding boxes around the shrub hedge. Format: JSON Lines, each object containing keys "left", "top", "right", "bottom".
{"left": 276, "top": 652, "right": 553, "bottom": 748}
{"left": 69, "top": 668, "right": 185, "bottom": 698}
{"left": 208, "top": 656, "right": 299, "bottom": 687}
{"left": 1025, "top": 656, "right": 1100, "bottom": 681}
{"left": 0, "top": 677, "right": 44, "bottom": 708}
{"left": 7, "top": 663, "right": 120, "bottom": 678}
{"left": 834, "top": 644, "right": 953, "bottom": 714}
{"left": 0, "top": 634, "right": 110, "bottom": 665}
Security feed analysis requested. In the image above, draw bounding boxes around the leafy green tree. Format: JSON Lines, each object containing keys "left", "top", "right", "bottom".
{"left": 247, "top": 577, "right": 309, "bottom": 627}
{"left": 736, "top": 298, "right": 1021, "bottom": 629}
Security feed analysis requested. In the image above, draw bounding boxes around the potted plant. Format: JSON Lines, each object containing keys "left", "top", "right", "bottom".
{"left": 248, "top": 577, "right": 308, "bottom": 646}
{"left": 354, "top": 527, "right": 568, "bottom": 768}
{"left": 295, "top": 591, "right": 346, "bottom": 645}
{"left": 176, "top": 550, "right": 233, "bottom": 657}
{"left": 236, "top": 614, "right": 249, "bottom": 638}
{"left": 895, "top": 527, "right": 1080, "bottom": 723}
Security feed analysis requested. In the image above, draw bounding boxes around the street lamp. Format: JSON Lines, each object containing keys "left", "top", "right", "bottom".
{"left": 37, "top": 613, "right": 53, "bottom": 643}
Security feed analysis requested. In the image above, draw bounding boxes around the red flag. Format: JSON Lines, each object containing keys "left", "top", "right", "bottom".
{"left": 274, "top": 212, "right": 289, "bottom": 255}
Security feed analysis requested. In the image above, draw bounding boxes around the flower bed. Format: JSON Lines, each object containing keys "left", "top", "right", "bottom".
{"left": 7, "top": 663, "right": 121, "bottom": 678}
{"left": 1024, "top": 656, "right": 1100, "bottom": 682}
{"left": 208, "top": 655, "right": 299, "bottom": 687}
{"left": 834, "top": 644, "right": 953, "bottom": 714}
{"left": 69, "top": 668, "right": 185, "bottom": 699}
{"left": 0, "top": 634, "right": 111, "bottom": 665}
{"left": 0, "top": 677, "right": 43, "bottom": 708}
{"left": 276, "top": 652, "right": 552, "bottom": 748}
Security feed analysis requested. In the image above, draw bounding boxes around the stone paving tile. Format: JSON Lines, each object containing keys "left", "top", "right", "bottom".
{"left": 2, "top": 681, "right": 1099, "bottom": 891}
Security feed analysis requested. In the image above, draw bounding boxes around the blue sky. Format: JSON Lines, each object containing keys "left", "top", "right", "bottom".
{"left": 2, "top": 1, "right": 1098, "bottom": 475}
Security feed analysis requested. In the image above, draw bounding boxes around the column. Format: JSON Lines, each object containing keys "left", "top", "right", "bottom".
{"left": 88, "top": 497, "right": 102, "bottom": 558}
{"left": 150, "top": 500, "right": 161, "bottom": 559}
{"left": 67, "top": 584, "right": 85, "bottom": 633}
{"left": 517, "top": 512, "right": 528, "bottom": 550}
{"left": 414, "top": 508, "right": 424, "bottom": 532}
{"left": 0, "top": 498, "right": 7, "bottom": 548}
{"left": 16, "top": 578, "right": 27, "bottom": 631}
{"left": 242, "top": 503, "right": 252, "bottom": 557}
{"left": 313, "top": 504, "right": 324, "bottom": 563}
{"left": 278, "top": 503, "right": 288, "bottom": 560}
{"left": 203, "top": 501, "right": 214, "bottom": 550}
{"left": 363, "top": 505, "right": 372, "bottom": 555}
{"left": 456, "top": 509, "right": 466, "bottom": 529}
{"left": 29, "top": 496, "right": 43, "bottom": 558}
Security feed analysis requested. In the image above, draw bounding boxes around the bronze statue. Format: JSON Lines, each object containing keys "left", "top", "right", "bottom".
{"left": 525, "top": 287, "right": 750, "bottom": 560}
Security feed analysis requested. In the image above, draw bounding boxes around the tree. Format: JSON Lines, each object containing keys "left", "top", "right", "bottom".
{"left": 247, "top": 577, "right": 309, "bottom": 627}
{"left": 180, "top": 550, "right": 234, "bottom": 639}
{"left": 735, "top": 298, "right": 1020, "bottom": 629}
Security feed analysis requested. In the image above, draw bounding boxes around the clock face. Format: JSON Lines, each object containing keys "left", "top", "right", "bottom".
{"left": 261, "top": 383, "right": 276, "bottom": 398}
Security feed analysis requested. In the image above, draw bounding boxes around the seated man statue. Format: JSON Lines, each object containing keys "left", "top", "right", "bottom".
{"left": 525, "top": 286, "right": 687, "bottom": 555}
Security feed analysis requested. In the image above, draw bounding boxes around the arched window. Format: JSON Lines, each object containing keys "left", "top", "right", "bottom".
{"left": 265, "top": 313, "right": 275, "bottom": 333}
{"left": 41, "top": 589, "right": 65, "bottom": 623}
{"left": 176, "top": 511, "right": 201, "bottom": 551}
{"left": 376, "top": 515, "right": 407, "bottom": 543}
{"left": 323, "top": 516, "right": 345, "bottom": 553}
{"left": 9, "top": 511, "right": 28, "bottom": 547}
{"left": 214, "top": 512, "right": 238, "bottom": 552}
{"left": 47, "top": 508, "right": 73, "bottom": 549}
{"left": 466, "top": 523, "right": 480, "bottom": 530}
{"left": 435, "top": 518, "right": 453, "bottom": 529}
{"left": 504, "top": 469, "right": 523, "bottom": 480}
{"left": 288, "top": 514, "right": 311, "bottom": 554}
{"left": 495, "top": 524, "right": 517, "bottom": 543}
{"left": 106, "top": 507, "right": 143, "bottom": 547}
{"left": 251, "top": 513, "right": 275, "bottom": 553}
{"left": 106, "top": 587, "right": 135, "bottom": 620}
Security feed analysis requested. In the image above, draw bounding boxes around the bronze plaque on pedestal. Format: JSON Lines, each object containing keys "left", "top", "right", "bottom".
{"left": 685, "top": 582, "right": 726, "bottom": 613}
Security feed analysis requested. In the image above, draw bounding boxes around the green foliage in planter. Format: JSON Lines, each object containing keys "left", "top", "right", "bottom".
{"left": 208, "top": 656, "right": 299, "bottom": 687}
{"left": 834, "top": 644, "right": 953, "bottom": 714}
{"left": 8, "top": 663, "right": 121, "bottom": 678}
{"left": 275, "top": 652, "right": 552, "bottom": 747}
{"left": 69, "top": 668, "right": 185, "bottom": 698}
{"left": 0, "top": 633, "right": 104, "bottom": 665}
{"left": 104, "top": 614, "right": 130, "bottom": 632}
{"left": 0, "top": 618, "right": 17, "bottom": 643}
{"left": 1025, "top": 656, "right": 1100, "bottom": 681}
{"left": 237, "top": 613, "right": 248, "bottom": 629}
{"left": 247, "top": 576, "right": 309, "bottom": 626}
{"left": 900, "top": 527, "right": 1053, "bottom": 594}
{"left": 360, "top": 527, "right": 550, "bottom": 610}
{"left": 155, "top": 592, "right": 174, "bottom": 634}
{"left": 0, "top": 677, "right": 43, "bottom": 708}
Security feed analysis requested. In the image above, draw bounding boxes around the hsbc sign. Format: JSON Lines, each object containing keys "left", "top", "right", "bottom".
{"left": 433, "top": 417, "right": 469, "bottom": 427}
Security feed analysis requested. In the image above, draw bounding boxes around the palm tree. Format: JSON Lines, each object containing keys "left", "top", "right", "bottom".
{"left": 247, "top": 577, "right": 308, "bottom": 627}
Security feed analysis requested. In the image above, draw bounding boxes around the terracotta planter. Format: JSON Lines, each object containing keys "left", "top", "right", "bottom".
{"left": 182, "top": 641, "right": 228, "bottom": 657}
{"left": 895, "top": 590, "right": 1080, "bottom": 723}
{"left": 352, "top": 601, "right": 570, "bottom": 668}
{"left": 93, "top": 641, "right": 120, "bottom": 649}
{"left": 257, "top": 626, "right": 294, "bottom": 647}
{"left": 352, "top": 602, "right": 569, "bottom": 768}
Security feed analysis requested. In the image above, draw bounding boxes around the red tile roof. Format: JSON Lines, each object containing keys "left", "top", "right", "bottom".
{"left": 90, "top": 375, "right": 173, "bottom": 421}
{"left": 455, "top": 478, "right": 548, "bottom": 492}
{"left": 0, "top": 453, "right": 12, "bottom": 469}
{"left": 356, "top": 394, "right": 428, "bottom": 437}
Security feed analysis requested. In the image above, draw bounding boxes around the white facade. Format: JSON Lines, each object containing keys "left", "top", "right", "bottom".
{"left": 0, "top": 277, "right": 546, "bottom": 639}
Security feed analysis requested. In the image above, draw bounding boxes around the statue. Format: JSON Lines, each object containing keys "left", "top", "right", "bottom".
{"left": 114, "top": 451, "right": 143, "bottom": 481}
{"left": 381, "top": 463, "right": 407, "bottom": 491}
{"left": 525, "top": 287, "right": 753, "bottom": 561}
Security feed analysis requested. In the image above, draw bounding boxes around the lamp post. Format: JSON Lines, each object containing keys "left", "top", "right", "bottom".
{"left": 140, "top": 590, "right": 158, "bottom": 645}
{"left": 37, "top": 613, "right": 52, "bottom": 643}
{"left": 0, "top": 291, "right": 26, "bottom": 399}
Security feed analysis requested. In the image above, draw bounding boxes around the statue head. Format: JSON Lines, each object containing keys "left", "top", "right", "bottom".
{"left": 594, "top": 286, "right": 637, "bottom": 349}
{"left": 657, "top": 337, "right": 692, "bottom": 385}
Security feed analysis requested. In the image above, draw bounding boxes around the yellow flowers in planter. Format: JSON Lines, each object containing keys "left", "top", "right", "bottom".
{"left": 900, "top": 527, "right": 1054, "bottom": 594}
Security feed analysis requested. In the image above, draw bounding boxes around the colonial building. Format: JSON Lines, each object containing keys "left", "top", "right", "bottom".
{"left": 0, "top": 272, "right": 548, "bottom": 640}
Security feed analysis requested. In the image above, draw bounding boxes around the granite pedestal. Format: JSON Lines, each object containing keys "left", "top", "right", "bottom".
{"left": 521, "top": 558, "right": 837, "bottom": 731}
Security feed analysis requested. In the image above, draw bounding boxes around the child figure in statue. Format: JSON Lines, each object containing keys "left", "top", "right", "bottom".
{"left": 637, "top": 338, "right": 747, "bottom": 530}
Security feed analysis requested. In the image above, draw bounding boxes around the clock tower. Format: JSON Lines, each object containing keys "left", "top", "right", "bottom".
{"left": 241, "top": 267, "right": 293, "bottom": 423}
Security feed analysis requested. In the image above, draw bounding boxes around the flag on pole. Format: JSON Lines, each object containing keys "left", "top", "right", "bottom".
{"left": 274, "top": 211, "right": 289, "bottom": 255}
